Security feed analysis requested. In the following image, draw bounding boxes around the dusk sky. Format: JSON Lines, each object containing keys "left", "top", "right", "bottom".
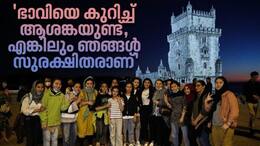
{"left": 0, "top": 0, "right": 259, "bottom": 81}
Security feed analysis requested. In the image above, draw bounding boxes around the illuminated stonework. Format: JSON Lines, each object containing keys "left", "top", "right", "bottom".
{"left": 136, "top": 1, "right": 222, "bottom": 83}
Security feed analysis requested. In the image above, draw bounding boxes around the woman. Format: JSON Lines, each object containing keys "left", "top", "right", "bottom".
{"left": 108, "top": 78, "right": 119, "bottom": 96}
{"left": 191, "top": 80, "right": 212, "bottom": 146}
{"left": 108, "top": 86, "right": 124, "bottom": 146}
{"left": 21, "top": 80, "right": 45, "bottom": 146}
{"left": 122, "top": 82, "right": 138, "bottom": 146}
{"left": 95, "top": 82, "right": 110, "bottom": 146}
{"left": 139, "top": 78, "right": 154, "bottom": 146}
{"left": 61, "top": 82, "right": 81, "bottom": 146}
{"left": 132, "top": 77, "right": 142, "bottom": 146}
{"left": 164, "top": 80, "right": 190, "bottom": 146}
{"left": 0, "top": 86, "right": 11, "bottom": 143}
{"left": 212, "top": 76, "right": 239, "bottom": 146}
{"left": 183, "top": 84, "right": 196, "bottom": 146}
{"left": 40, "top": 78, "right": 70, "bottom": 146}
{"left": 149, "top": 79, "right": 167, "bottom": 146}
{"left": 77, "top": 76, "right": 97, "bottom": 146}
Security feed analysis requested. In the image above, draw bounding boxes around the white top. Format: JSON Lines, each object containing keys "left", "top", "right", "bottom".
{"left": 21, "top": 94, "right": 42, "bottom": 116}
{"left": 61, "top": 92, "right": 79, "bottom": 123}
{"left": 142, "top": 89, "right": 150, "bottom": 105}
{"left": 108, "top": 98, "right": 124, "bottom": 119}
{"left": 126, "top": 95, "right": 130, "bottom": 100}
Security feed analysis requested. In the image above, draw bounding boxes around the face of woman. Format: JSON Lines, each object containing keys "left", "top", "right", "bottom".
{"left": 111, "top": 79, "right": 119, "bottom": 87}
{"left": 45, "top": 81, "right": 51, "bottom": 88}
{"left": 53, "top": 80, "right": 62, "bottom": 91}
{"left": 112, "top": 88, "right": 119, "bottom": 97}
{"left": 143, "top": 80, "right": 151, "bottom": 89}
{"left": 167, "top": 81, "right": 172, "bottom": 88}
{"left": 133, "top": 79, "right": 140, "bottom": 89}
{"left": 215, "top": 79, "right": 224, "bottom": 91}
{"left": 184, "top": 86, "right": 191, "bottom": 95}
{"left": 155, "top": 81, "right": 163, "bottom": 90}
{"left": 73, "top": 83, "right": 81, "bottom": 93}
{"left": 170, "top": 83, "right": 179, "bottom": 93}
{"left": 195, "top": 82, "right": 205, "bottom": 93}
{"left": 35, "top": 83, "right": 44, "bottom": 94}
{"left": 125, "top": 84, "right": 133, "bottom": 94}
{"left": 100, "top": 83, "right": 108, "bottom": 93}
{"left": 85, "top": 80, "right": 94, "bottom": 89}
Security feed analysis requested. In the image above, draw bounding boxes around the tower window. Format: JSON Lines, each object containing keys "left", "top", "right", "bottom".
{"left": 201, "top": 37, "right": 207, "bottom": 44}
{"left": 178, "top": 64, "right": 181, "bottom": 70}
{"left": 204, "top": 63, "right": 207, "bottom": 69}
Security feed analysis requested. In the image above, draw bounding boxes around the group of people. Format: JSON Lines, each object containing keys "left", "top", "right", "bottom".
{"left": 0, "top": 71, "right": 259, "bottom": 146}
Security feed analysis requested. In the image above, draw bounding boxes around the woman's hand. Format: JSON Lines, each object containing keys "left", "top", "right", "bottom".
{"left": 222, "top": 123, "right": 229, "bottom": 130}
{"left": 204, "top": 93, "right": 213, "bottom": 112}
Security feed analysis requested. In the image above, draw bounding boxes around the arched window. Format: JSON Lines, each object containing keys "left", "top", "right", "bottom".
{"left": 204, "top": 62, "right": 207, "bottom": 69}
{"left": 201, "top": 36, "right": 207, "bottom": 44}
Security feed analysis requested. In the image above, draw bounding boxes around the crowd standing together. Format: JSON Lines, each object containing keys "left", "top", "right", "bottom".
{"left": 0, "top": 71, "right": 260, "bottom": 146}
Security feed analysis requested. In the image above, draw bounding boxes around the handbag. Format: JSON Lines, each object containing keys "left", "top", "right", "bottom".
{"left": 159, "top": 105, "right": 172, "bottom": 116}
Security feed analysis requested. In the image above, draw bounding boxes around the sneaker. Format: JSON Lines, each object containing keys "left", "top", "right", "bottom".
{"left": 149, "top": 142, "right": 154, "bottom": 146}
{"left": 129, "top": 144, "right": 134, "bottom": 146}
{"left": 96, "top": 142, "right": 101, "bottom": 146}
{"left": 144, "top": 142, "right": 149, "bottom": 146}
{"left": 136, "top": 141, "right": 141, "bottom": 146}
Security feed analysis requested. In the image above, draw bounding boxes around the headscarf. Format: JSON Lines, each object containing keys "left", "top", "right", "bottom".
{"left": 30, "top": 80, "right": 44, "bottom": 103}
{"left": 82, "top": 76, "right": 96, "bottom": 100}
{"left": 211, "top": 76, "right": 229, "bottom": 112}
{"left": 184, "top": 84, "right": 196, "bottom": 103}
{"left": 82, "top": 76, "right": 96, "bottom": 120}
{"left": 214, "top": 76, "right": 229, "bottom": 104}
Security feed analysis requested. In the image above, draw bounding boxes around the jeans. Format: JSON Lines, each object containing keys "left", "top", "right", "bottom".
{"left": 43, "top": 126, "right": 58, "bottom": 146}
{"left": 109, "top": 118, "right": 123, "bottom": 146}
{"left": 123, "top": 118, "right": 135, "bottom": 143}
{"left": 170, "top": 122, "right": 190, "bottom": 146}
{"left": 197, "top": 127, "right": 211, "bottom": 146}
{"left": 61, "top": 123, "right": 77, "bottom": 146}
{"left": 134, "top": 116, "right": 141, "bottom": 142}
{"left": 96, "top": 117, "right": 108, "bottom": 144}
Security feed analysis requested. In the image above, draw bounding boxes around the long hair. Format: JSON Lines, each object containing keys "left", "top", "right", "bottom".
{"left": 141, "top": 78, "right": 154, "bottom": 91}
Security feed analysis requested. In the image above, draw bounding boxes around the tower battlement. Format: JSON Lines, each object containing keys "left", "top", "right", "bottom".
{"left": 167, "top": 26, "right": 222, "bottom": 41}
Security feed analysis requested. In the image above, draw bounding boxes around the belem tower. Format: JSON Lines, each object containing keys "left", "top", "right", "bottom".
{"left": 135, "top": 1, "right": 222, "bottom": 83}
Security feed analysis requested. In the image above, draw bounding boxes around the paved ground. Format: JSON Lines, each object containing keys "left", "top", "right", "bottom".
{"left": 1, "top": 95, "right": 260, "bottom": 146}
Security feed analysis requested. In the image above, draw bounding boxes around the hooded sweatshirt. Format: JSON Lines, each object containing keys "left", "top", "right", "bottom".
{"left": 40, "top": 87, "right": 70, "bottom": 127}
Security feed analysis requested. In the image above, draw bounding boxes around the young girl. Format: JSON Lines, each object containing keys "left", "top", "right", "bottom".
{"left": 21, "top": 80, "right": 45, "bottom": 146}
{"left": 122, "top": 82, "right": 138, "bottom": 146}
{"left": 61, "top": 82, "right": 81, "bottom": 146}
{"left": 164, "top": 80, "right": 190, "bottom": 146}
{"left": 212, "top": 76, "right": 239, "bottom": 146}
{"left": 139, "top": 78, "right": 154, "bottom": 146}
{"left": 149, "top": 79, "right": 167, "bottom": 146}
{"left": 108, "top": 86, "right": 124, "bottom": 146}
{"left": 95, "top": 82, "right": 110, "bottom": 146}
{"left": 40, "top": 78, "right": 70, "bottom": 146}
{"left": 77, "top": 76, "right": 97, "bottom": 146}
{"left": 183, "top": 84, "right": 196, "bottom": 146}
{"left": 132, "top": 77, "right": 142, "bottom": 146}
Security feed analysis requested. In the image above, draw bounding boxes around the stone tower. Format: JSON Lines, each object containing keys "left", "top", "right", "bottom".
{"left": 167, "top": 1, "right": 222, "bottom": 82}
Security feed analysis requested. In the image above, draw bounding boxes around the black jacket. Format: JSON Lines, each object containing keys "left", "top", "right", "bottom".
{"left": 122, "top": 94, "right": 138, "bottom": 116}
